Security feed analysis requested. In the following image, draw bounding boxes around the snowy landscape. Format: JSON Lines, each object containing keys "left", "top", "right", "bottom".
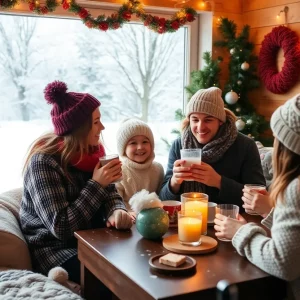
{"left": 0, "top": 15, "right": 187, "bottom": 193}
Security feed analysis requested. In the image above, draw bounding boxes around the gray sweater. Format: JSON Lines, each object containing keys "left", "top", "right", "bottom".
{"left": 159, "top": 133, "right": 265, "bottom": 208}
{"left": 233, "top": 178, "right": 300, "bottom": 300}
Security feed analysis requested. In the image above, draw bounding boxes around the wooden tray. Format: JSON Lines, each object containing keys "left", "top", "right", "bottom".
{"left": 149, "top": 254, "right": 196, "bottom": 274}
{"left": 163, "top": 234, "right": 218, "bottom": 254}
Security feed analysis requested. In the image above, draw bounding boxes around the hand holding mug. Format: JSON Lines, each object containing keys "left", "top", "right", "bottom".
{"left": 93, "top": 156, "right": 122, "bottom": 188}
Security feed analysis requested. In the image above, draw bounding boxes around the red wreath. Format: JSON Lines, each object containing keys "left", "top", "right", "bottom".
{"left": 259, "top": 26, "right": 300, "bottom": 94}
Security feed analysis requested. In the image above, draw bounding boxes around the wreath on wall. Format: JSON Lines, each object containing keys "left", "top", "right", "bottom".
{"left": 259, "top": 26, "right": 300, "bottom": 94}
{"left": 0, "top": 0, "right": 197, "bottom": 34}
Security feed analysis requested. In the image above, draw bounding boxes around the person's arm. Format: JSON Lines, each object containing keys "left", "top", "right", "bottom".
{"left": 232, "top": 179, "right": 300, "bottom": 281}
{"left": 219, "top": 138, "right": 266, "bottom": 207}
{"left": 155, "top": 162, "right": 165, "bottom": 195}
{"left": 23, "top": 155, "right": 125, "bottom": 240}
{"left": 159, "top": 139, "right": 181, "bottom": 201}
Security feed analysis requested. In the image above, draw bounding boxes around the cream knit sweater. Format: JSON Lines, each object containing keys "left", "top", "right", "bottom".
{"left": 115, "top": 156, "right": 164, "bottom": 211}
{"left": 232, "top": 178, "right": 300, "bottom": 299}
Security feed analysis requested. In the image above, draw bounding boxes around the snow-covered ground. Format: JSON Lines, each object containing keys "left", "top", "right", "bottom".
{"left": 0, "top": 120, "right": 180, "bottom": 193}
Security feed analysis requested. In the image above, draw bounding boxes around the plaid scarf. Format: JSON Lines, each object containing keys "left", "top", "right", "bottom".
{"left": 181, "top": 112, "right": 238, "bottom": 192}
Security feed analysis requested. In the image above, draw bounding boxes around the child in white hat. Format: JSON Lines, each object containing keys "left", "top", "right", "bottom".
{"left": 115, "top": 118, "right": 164, "bottom": 216}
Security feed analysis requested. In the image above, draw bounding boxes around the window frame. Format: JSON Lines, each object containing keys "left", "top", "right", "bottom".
{"left": 1, "top": 2, "right": 204, "bottom": 109}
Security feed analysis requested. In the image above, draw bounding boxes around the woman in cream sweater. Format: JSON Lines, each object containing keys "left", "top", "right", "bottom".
{"left": 215, "top": 94, "right": 300, "bottom": 299}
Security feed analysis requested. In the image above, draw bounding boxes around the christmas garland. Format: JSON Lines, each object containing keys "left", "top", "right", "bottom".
{"left": 259, "top": 26, "right": 300, "bottom": 94}
{"left": 0, "top": 0, "right": 197, "bottom": 34}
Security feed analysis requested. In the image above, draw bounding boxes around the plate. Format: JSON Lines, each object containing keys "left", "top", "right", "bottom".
{"left": 149, "top": 254, "right": 196, "bottom": 274}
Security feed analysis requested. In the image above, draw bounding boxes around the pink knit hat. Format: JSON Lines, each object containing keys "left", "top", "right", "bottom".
{"left": 44, "top": 81, "right": 100, "bottom": 136}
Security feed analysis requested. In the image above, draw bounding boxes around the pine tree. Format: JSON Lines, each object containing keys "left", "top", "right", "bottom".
{"left": 214, "top": 18, "right": 270, "bottom": 142}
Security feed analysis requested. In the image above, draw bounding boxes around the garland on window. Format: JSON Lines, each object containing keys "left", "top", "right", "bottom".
{"left": 259, "top": 26, "right": 300, "bottom": 94}
{"left": 0, "top": 0, "right": 197, "bottom": 34}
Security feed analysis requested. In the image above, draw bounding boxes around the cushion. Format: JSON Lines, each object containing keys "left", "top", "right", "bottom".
{"left": 256, "top": 141, "right": 273, "bottom": 190}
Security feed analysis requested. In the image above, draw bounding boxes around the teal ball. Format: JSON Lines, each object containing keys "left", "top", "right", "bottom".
{"left": 136, "top": 208, "right": 169, "bottom": 240}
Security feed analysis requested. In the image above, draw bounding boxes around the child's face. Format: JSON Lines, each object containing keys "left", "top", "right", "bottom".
{"left": 125, "top": 135, "right": 152, "bottom": 164}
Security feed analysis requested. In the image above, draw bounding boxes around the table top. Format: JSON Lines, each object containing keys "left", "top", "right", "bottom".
{"left": 75, "top": 215, "right": 285, "bottom": 300}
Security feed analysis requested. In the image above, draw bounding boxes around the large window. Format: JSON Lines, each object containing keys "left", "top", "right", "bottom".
{"left": 0, "top": 10, "right": 199, "bottom": 193}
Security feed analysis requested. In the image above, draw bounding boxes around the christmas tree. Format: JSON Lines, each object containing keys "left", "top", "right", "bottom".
{"left": 214, "top": 18, "right": 269, "bottom": 142}
{"left": 162, "top": 51, "right": 222, "bottom": 147}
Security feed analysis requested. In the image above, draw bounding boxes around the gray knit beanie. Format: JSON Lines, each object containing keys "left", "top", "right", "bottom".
{"left": 186, "top": 87, "right": 226, "bottom": 122}
{"left": 270, "top": 94, "right": 300, "bottom": 155}
{"left": 116, "top": 118, "right": 155, "bottom": 156}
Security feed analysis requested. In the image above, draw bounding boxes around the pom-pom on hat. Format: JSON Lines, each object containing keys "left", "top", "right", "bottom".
{"left": 44, "top": 81, "right": 100, "bottom": 136}
{"left": 270, "top": 94, "right": 300, "bottom": 155}
{"left": 186, "top": 87, "right": 226, "bottom": 122}
{"left": 116, "top": 118, "right": 154, "bottom": 157}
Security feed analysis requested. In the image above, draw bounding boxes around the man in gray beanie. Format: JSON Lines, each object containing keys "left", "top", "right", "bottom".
{"left": 115, "top": 118, "right": 164, "bottom": 213}
{"left": 214, "top": 95, "right": 300, "bottom": 300}
{"left": 159, "top": 87, "right": 265, "bottom": 209}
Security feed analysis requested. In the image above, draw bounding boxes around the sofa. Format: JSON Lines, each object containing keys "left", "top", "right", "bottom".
{"left": 0, "top": 188, "right": 83, "bottom": 299}
{"left": 0, "top": 188, "right": 31, "bottom": 271}
{"left": 256, "top": 141, "right": 273, "bottom": 190}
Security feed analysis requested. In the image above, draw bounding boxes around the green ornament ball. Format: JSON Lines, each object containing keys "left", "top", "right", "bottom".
{"left": 136, "top": 208, "right": 169, "bottom": 240}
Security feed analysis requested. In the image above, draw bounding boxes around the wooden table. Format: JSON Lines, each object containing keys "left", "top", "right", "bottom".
{"left": 75, "top": 215, "right": 286, "bottom": 300}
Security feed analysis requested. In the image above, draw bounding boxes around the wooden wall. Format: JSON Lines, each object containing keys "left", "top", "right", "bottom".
{"left": 242, "top": 0, "right": 300, "bottom": 120}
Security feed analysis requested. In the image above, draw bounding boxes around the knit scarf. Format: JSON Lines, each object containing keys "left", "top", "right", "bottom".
{"left": 70, "top": 144, "right": 105, "bottom": 172}
{"left": 181, "top": 111, "right": 238, "bottom": 193}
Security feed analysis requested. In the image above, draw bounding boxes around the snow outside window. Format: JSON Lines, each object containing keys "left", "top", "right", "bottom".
{"left": 0, "top": 13, "right": 194, "bottom": 193}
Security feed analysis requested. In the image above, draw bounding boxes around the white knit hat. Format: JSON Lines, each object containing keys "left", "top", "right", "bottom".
{"left": 116, "top": 118, "right": 154, "bottom": 156}
{"left": 270, "top": 94, "right": 300, "bottom": 155}
{"left": 186, "top": 87, "right": 226, "bottom": 122}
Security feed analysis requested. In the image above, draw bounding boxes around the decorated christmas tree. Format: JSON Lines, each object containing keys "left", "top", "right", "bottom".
{"left": 214, "top": 18, "right": 269, "bottom": 141}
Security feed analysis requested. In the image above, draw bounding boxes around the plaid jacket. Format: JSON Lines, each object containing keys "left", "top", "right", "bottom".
{"left": 20, "top": 153, "right": 126, "bottom": 275}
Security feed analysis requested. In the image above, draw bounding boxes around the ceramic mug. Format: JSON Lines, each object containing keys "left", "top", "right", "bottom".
{"left": 208, "top": 202, "right": 217, "bottom": 224}
{"left": 162, "top": 200, "right": 181, "bottom": 225}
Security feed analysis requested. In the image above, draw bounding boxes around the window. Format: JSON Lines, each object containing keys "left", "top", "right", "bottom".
{"left": 0, "top": 8, "right": 200, "bottom": 193}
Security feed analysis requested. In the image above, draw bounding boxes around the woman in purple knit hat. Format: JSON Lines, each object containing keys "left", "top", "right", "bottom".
{"left": 20, "top": 81, "right": 133, "bottom": 286}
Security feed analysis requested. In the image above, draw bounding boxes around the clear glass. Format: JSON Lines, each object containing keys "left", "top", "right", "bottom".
{"left": 0, "top": 15, "right": 188, "bottom": 193}
{"left": 178, "top": 210, "right": 202, "bottom": 246}
{"left": 180, "top": 149, "right": 202, "bottom": 166}
{"left": 216, "top": 204, "right": 239, "bottom": 242}
{"left": 181, "top": 192, "right": 208, "bottom": 235}
{"left": 244, "top": 184, "right": 267, "bottom": 215}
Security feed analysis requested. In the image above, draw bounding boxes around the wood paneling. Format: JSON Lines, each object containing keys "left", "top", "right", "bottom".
{"left": 241, "top": 0, "right": 300, "bottom": 125}
{"left": 243, "top": 2, "right": 300, "bottom": 28}
{"left": 243, "top": 0, "right": 296, "bottom": 12}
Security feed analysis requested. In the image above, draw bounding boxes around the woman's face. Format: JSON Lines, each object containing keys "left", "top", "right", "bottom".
{"left": 190, "top": 113, "right": 223, "bottom": 144}
{"left": 87, "top": 108, "right": 105, "bottom": 146}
